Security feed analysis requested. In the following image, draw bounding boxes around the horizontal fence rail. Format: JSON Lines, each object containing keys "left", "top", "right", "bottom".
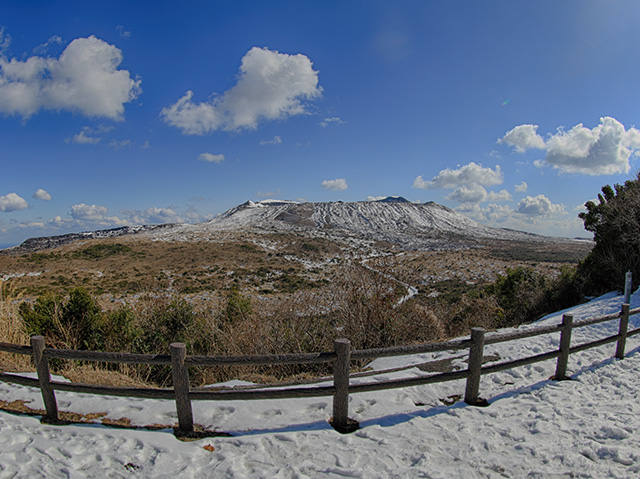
{"left": 0, "top": 302, "right": 638, "bottom": 435}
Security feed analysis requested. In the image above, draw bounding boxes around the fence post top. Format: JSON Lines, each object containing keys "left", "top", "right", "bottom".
{"left": 170, "top": 342, "right": 186, "bottom": 349}
{"left": 334, "top": 338, "right": 351, "bottom": 346}
{"left": 470, "top": 327, "right": 485, "bottom": 333}
{"left": 30, "top": 335, "right": 44, "bottom": 342}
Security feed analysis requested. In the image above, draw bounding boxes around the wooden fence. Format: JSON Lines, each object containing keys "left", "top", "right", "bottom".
{"left": 1, "top": 303, "right": 639, "bottom": 435}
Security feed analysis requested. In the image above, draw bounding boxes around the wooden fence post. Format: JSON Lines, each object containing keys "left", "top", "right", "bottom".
{"left": 171, "top": 342, "right": 194, "bottom": 435}
{"left": 464, "top": 327, "right": 486, "bottom": 406}
{"left": 554, "top": 314, "right": 573, "bottom": 380}
{"left": 624, "top": 271, "right": 633, "bottom": 304}
{"left": 615, "top": 303, "right": 630, "bottom": 359}
{"left": 332, "top": 338, "right": 357, "bottom": 433}
{"left": 30, "top": 335, "right": 59, "bottom": 423}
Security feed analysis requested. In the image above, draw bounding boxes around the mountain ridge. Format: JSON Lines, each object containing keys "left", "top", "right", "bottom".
{"left": 4, "top": 197, "right": 580, "bottom": 254}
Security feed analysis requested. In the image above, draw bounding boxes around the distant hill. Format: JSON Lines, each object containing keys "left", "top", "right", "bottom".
{"left": 170, "top": 197, "right": 569, "bottom": 251}
{"left": 5, "top": 197, "right": 578, "bottom": 254}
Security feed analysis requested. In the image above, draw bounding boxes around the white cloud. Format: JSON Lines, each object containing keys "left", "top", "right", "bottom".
{"left": 32, "top": 36, "right": 63, "bottom": 56}
{"left": 71, "top": 129, "right": 100, "bottom": 145}
{"left": 32, "top": 188, "right": 52, "bottom": 201}
{"left": 457, "top": 202, "right": 515, "bottom": 225}
{"left": 367, "top": 196, "right": 388, "bottom": 201}
{"left": 322, "top": 178, "right": 348, "bottom": 191}
{"left": 161, "top": 47, "right": 321, "bottom": 134}
{"left": 0, "top": 192, "right": 28, "bottom": 212}
{"left": 108, "top": 139, "right": 132, "bottom": 149}
{"left": 456, "top": 202, "right": 583, "bottom": 237}
{"left": 0, "top": 27, "right": 11, "bottom": 53}
{"left": 516, "top": 195, "right": 565, "bottom": 216}
{"left": 0, "top": 35, "right": 141, "bottom": 120}
{"left": 498, "top": 124, "right": 545, "bottom": 153}
{"left": 17, "top": 221, "right": 45, "bottom": 229}
{"left": 260, "top": 136, "right": 282, "bottom": 145}
{"left": 198, "top": 152, "right": 224, "bottom": 163}
{"left": 487, "top": 189, "right": 512, "bottom": 202}
{"left": 500, "top": 117, "right": 640, "bottom": 175}
{"left": 256, "top": 189, "right": 281, "bottom": 198}
{"left": 446, "top": 186, "right": 511, "bottom": 205}
{"left": 116, "top": 25, "right": 131, "bottom": 38}
{"left": 70, "top": 203, "right": 109, "bottom": 221}
{"left": 320, "top": 117, "right": 345, "bottom": 128}
{"left": 120, "top": 205, "right": 205, "bottom": 225}
{"left": 446, "top": 184, "right": 488, "bottom": 204}
{"left": 412, "top": 176, "right": 429, "bottom": 189}
{"left": 69, "top": 203, "right": 129, "bottom": 228}
{"left": 413, "top": 162, "right": 503, "bottom": 190}
{"left": 544, "top": 117, "right": 638, "bottom": 175}
{"left": 67, "top": 125, "right": 115, "bottom": 145}
{"left": 515, "top": 181, "right": 528, "bottom": 193}
{"left": 121, "top": 207, "right": 181, "bottom": 224}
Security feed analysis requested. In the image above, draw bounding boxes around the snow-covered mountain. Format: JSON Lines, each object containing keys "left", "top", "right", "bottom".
{"left": 190, "top": 197, "right": 558, "bottom": 249}
{"left": 7, "top": 197, "right": 577, "bottom": 254}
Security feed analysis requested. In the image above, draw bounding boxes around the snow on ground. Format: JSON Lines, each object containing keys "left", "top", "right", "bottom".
{"left": 1, "top": 291, "right": 639, "bottom": 478}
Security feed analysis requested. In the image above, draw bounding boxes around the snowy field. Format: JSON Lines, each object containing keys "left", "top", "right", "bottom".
{"left": 1, "top": 290, "right": 639, "bottom": 478}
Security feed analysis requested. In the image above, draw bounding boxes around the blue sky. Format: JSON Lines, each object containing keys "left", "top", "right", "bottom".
{"left": 2, "top": 0, "right": 640, "bottom": 247}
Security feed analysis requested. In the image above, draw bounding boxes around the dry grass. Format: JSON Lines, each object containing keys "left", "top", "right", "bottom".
{"left": 60, "top": 364, "right": 153, "bottom": 388}
{"left": 0, "top": 280, "right": 32, "bottom": 371}
{"left": 0, "top": 234, "right": 340, "bottom": 298}
{"left": 0, "top": 233, "right": 591, "bottom": 387}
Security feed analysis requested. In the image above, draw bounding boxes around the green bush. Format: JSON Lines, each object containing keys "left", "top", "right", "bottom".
{"left": 578, "top": 173, "right": 640, "bottom": 294}
{"left": 19, "top": 288, "right": 106, "bottom": 350}
{"left": 223, "top": 287, "right": 252, "bottom": 323}
{"left": 484, "top": 266, "right": 583, "bottom": 327}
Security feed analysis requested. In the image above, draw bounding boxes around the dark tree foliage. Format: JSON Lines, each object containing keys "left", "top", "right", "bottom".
{"left": 578, "top": 172, "right": 640, "bottom": 294}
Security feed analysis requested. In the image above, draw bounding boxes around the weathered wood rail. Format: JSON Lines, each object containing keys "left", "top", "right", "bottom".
{"left": 1, "top": 303, "right": 639, "bottom": 435}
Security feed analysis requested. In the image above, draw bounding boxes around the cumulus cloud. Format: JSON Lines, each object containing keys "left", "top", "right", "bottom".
{"left": 260, "top": 136, "right": 282, "bottom": 145}
{"left": 487, "top": 189, "right": 512, "bottom": 202}
{"left": 545, "top": 117, "right": 638, "bottom": 175}
{"left": 32, "top": 188, "right": 52, "bottom": 201}
{"left": 515, "top": 181, "right": 528, "bottom": 193}
{"left": 322, "top": 178, "right": 348, "bottom": 191}
{"left": 70, "top": 203, "right": 109, "bottom": 221}
{"left": 108, "top": 139, "right": 132, "bottom": 149}
{"left": 161, "top": 47, "right": 321, "bottom": 134}
{"left": 0, "top": 192, "right": 28, "bottom": 212}
{"left": 412, "top": 176, "right": 429, "bottom": 189}
{"left": 0, "top": 35, "right": 141, "bottom": 120}
{"left": 71, "top": 128, "right": 100, "bottom": 145}
{"left": 256, "top": 189, "right": 282, "bottom": 198}
{"left": 500, "top": 117, "right": 640, "bottom": 175}
{"left": 516, "top": 195, "right": 565, "bottom": 216}
{"left": 120, "top": 207, "right": 182, "bottom": 224}
{"left": 116, "top": 25, "right": 131, "bottom": 38}
{"left": 320, "top": 117, "right": 345, "bottom": 128}
{"left": 198, "top": 152, "right": 224, "bottom": 163}
{"left": 446, "top": 184, "right": 489, "bottom": 204}
{"left": 413, "top": 162, "right": 503, "bottom": 190}
{"left": 120, "top": 205, "right": 205, "bottom": 225}
{"left": 455, "top": 201, "right": 581, "bottom": 237}
{"left": 446, "top": 185, "right": 512, "bottom": 204}
{"left": 498, "top": 124, "right": 545, "bottom": 153}
{"left": 68, "top": 203, "right": 129, "bottom": 228}
{"left": 32, "top": 35, "right": 63, "bottom": 56}
{"left": 0, "top": 27, "right": 11, "bottom": 53}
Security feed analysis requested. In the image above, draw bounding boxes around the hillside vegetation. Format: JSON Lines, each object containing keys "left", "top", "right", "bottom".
{"left": 0, "top": 229, "right": 592, "bottom": 386}
{"left": 12, "top": 186, "right": 637, "bottom": 386}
